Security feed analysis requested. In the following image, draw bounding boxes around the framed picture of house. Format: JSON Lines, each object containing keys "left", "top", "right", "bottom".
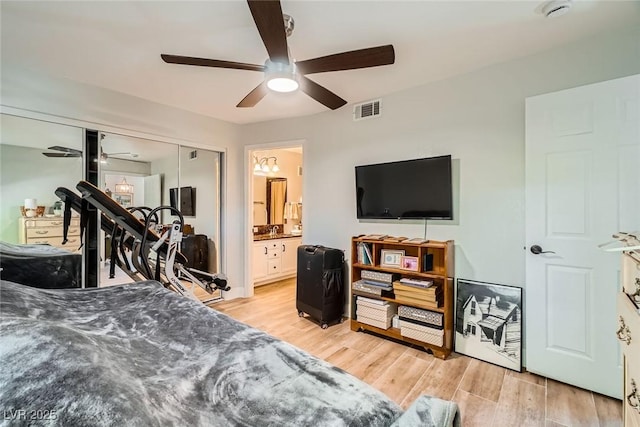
{"left": 454, "top": 278, "right": 522, "bottom": 371}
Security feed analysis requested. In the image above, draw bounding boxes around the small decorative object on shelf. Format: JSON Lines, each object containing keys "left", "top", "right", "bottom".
{"left": 53, "top": 200, "right": 63, "bottom": 217}
{"left": 23, "top": 198, "right": 38, "bottom": 217}
{"left": 380, "top": 249, "right": 404, "bottom": 268}
{"left": 350, "top": 235, "right": 454, "bottom": 359}
{"left": 400, "top": 256, "right": 419, "bottom": 271}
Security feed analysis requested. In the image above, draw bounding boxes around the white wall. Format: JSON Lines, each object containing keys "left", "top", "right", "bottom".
{"left": 0, "top": 144, "right": 82, "bottom": 242}
{"left": 239, "top": 25, "right": 640, "bottom": 289}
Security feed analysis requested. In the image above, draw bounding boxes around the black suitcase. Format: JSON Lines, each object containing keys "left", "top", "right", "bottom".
{"left": 296, "top": 245, "right": 345, "bottom": 329}
{"left": 181, "top": 234, "right": 209, "bottom": 272}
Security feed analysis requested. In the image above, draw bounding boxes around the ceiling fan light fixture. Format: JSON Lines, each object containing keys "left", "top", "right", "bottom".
{"left": 267, "top": 77, "right": 298, "bottom": 93}
{"left": 265, "top": 60, "right": 298, "bottom": 93}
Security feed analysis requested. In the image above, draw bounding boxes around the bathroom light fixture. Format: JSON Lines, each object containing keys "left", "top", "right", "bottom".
{"left": 253, "top": 156, "right": 280, "bottom": 175}
{"left": 115, "top": 177, "right": 134, "bottom": 193}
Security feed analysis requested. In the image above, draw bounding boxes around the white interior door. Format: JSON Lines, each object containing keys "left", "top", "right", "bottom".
{"left": 525, "top": 74, "right": 639, "bottom": 398}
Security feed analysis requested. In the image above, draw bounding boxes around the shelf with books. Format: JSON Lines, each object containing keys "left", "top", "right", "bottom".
{"left": 350, "top": 236, "right": 454, "bottom": 359}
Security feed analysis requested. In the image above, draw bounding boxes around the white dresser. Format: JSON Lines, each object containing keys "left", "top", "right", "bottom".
{"left": 617, "top": 248, "right": 640, "bottom": 426}
{"left": 18, "top": 217, "right": 81, "bottom": 250}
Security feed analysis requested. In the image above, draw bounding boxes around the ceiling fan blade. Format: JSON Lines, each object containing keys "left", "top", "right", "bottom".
{"left": 47, "top": 145, "right": 82, "bottom": 155}
{"left": 295, "top": 45, "right": 395, "bottom": 75}
{"left": 237, "top": 81, "right": 269, "bottom": 108}
{"left": 43, "top": 152, "right": 80, "bottom": 158}
{"left": 161, "top": 54, "right": 265, "bottom": 72}
{"left": 299, "top": 76, "right": 347, "bottom": 110}
{"left": 247, "top": 0, "right": 289, "bottom": 64}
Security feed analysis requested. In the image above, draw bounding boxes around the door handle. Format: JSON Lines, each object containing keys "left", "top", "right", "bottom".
{"left": 530, "top": 245, "right": 556, "bottom": 255}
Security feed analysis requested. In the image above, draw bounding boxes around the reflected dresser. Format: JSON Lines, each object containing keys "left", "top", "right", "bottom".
{"left": 18, "top": 217, "right": 81, "bottom": 250}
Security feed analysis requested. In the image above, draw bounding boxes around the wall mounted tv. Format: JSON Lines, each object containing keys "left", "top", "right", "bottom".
{"left": 169, "top": 186, "right": 196, "bottom": 217}
{"left": 355, "top": 155, "right": 453, "bottom": 220}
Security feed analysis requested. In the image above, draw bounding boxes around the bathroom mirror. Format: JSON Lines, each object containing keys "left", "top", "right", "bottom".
{"left": 266, "top": 177, "right": 287, "bottom": 225}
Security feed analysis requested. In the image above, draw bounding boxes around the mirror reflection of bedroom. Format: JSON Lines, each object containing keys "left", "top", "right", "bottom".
{"left": 98, "top": 133, "right": 223, "bottom": 303}
{"left": 251, "top": 146, "right": 303, "bottom": 290}
{"left": 0, "top": 114, "right": 85, "bottom": 289}
{"left": 0, "top": 115, "right": 223, "bottom": 302}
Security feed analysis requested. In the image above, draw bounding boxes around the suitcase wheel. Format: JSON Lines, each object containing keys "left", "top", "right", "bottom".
{"left": 298, "top": 311, "right": 305, "bottom": 318}
{"left": 321, "top": 323, "right": 328, "bottom": 329}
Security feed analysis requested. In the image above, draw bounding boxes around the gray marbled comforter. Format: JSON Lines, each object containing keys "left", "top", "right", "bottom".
{"left": 0, "top": 242, "right": 81, "bottom": 289}
{"left": 0, "top": 280, "right": 460, "bottom": 427}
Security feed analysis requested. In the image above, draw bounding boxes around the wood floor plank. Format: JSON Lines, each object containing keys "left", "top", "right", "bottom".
{"left": 459, "top": 358, "right": 506, "bottom": 402}
{"left": 546, "top": 420, "right": 568, "bottom": 427}
{"left": 492, "top": 374, "right": 546, "bottom": 427}
{"left": 325, "top": 346, "right": 367, "bottom": 371}
{"left": 452, "top": 388, "right": 497, "bottom": 427}
{"left": 344, "top": 339, "right": 412, "bottom": 384}
{"left": 372, "top": 353, "right": 432, "bottom": 405}
{"left": 401, "top": 353, "right": 471, "bottom": 405}
{"left": 547, "top": 379, "right": 599, "bottom": 427}
{"left": 592, "top": 392, "right": 622, "bottom": 427}
{"left": 506, "top": 369, "right": 546, "bottom": 387}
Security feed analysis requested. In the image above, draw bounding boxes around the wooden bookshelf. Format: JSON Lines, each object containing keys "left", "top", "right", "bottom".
{"left": 350, "top": 236, "right": 454, "bottom": 359}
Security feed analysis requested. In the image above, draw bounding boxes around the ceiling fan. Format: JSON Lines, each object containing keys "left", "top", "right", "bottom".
{"left": 161, "top": 0, "right": 395, "bottom": 110}
{"left": 42, "top": 140, "right": 137, "bottom": 163}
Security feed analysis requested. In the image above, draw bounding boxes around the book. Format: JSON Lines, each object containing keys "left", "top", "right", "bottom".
{"left": 394, "top": 288, "right": 441, "bottom": 303}
{"left": 394, "top": 296, "right": 440, "bottom": 309}
{"left": 393, "top": 282, "right": 438, "bottom": 294}
{"left": 398, "top": 278, "right": 433, "bottom": 288}
{"left": 362, "top": 234, "right": 387, "bottom": 240}
{"left": 363, "top": 243, "right": 373, "bottom": 265}
{"left": 404, "top": 238, "right": 429, "bottom": 244}
{"left": 356, "top": 295, "right": 387, "bottom": 306}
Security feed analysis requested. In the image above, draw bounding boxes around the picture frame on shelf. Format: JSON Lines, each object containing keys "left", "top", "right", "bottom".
{"left": 454, "top": 278, "right": 523, "bottom": 372}
{"left": 380, "top": 249, "right": 404, "bottom": 268}
{"left": 400, "top": 256, "right": 419, "bottom": 271}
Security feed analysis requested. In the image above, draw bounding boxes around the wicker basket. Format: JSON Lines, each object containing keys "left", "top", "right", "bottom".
{"left": 20, "top": 205, "right": 46, "bottom": 217}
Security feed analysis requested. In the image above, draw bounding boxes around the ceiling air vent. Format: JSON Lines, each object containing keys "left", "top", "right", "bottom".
{"left": 353, "top": 99, "right": 381, "bottom": 121}
{"left": 189, "top": 150, "right": 198, "bottom": 160}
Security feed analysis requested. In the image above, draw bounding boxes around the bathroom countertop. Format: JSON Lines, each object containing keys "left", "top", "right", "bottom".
{"left": 253, "top": 233, "right": 302, "bottom": 241}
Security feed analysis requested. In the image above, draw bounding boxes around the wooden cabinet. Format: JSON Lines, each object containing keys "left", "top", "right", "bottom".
{"left": 618, "top": 250, "right": 640, "bottom": 427}
{"left": 281, "top": 238, "right": 299, "bottom": 275}
{"left": 350, "top": 236, "right": 454, "bottom": 359}
{"left": 253, "top": 237, "right": 302, "bottom": 285}
{"left": 19, "top": 217, "right": 81, "bottom": 250}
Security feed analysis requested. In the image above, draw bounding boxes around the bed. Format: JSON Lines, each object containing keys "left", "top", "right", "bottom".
{"left": 0, "top": 241, "right": 81, "bottom": 289}
{"left": 0, "top": 279, "right": 460, "bottom": 426}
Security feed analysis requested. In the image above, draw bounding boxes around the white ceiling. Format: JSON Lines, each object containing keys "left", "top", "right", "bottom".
{"left": 1, "top": 1, "right": 639, "bottom": 125}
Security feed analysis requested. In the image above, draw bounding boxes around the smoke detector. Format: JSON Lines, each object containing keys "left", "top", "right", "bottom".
{"left": 542, "top": 0, "right": 572, "bottom": 18}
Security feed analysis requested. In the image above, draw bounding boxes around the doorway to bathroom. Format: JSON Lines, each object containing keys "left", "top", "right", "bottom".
{"left": 248, "top": 144, "right": 303, "bottom": 295}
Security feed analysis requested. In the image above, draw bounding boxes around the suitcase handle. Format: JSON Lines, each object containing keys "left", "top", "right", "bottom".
{"left": 304, "top": 246, "right": 318, "bottom": 254}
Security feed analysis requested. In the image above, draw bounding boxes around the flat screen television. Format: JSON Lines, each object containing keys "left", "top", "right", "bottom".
{"left": 169, "top": 186, "right": 196, "bottom": 217}
{"left": 355, "top": 155, "right": 452, "bottom": 220}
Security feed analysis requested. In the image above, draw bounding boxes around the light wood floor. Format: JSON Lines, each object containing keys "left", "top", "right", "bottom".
{"left": 213, "top": 278, "right": 622, "bottom": 427}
